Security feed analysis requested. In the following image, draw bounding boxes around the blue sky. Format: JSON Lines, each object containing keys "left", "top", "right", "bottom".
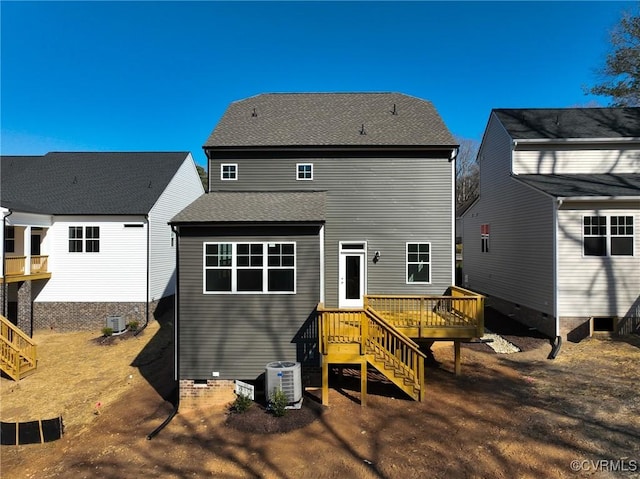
{"left": 1, "top": 1, "right": 635, "bottom": 167}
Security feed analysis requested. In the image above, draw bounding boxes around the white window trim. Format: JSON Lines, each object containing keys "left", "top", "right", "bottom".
{"left": 296, "top": 163, "right": 313, "bottom": 181}
{"left": 582, "top": 215, "right": 635, "bottom": 258}
{"left": 203, "top": 241, "right": 296, "bottom": 294}
{"left": 220, "top": 163, "right": 238, "bottom": 181}
{"left": 405, "top": 242, "right": 432, "bottom": 285}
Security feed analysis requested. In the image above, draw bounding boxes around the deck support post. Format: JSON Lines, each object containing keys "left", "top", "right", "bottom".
{"left": 360, "top": 360, "right": 367, "bottom": 407}
{"left": 322, "top": 357, "right": 329, "bottom": 406}
{"left": 454, "top": 340, "right": 461, "bottom": 376}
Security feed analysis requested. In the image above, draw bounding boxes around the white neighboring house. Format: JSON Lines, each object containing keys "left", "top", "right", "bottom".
{"left": 1, "top": 152, "right": 204, "bottom": 334}
{"left": 461, "top": 108, "right": 640, "bottom": 341}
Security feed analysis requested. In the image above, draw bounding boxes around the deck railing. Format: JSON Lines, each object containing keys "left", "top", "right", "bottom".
{"left": 365, "top": 286, "right": 484, "bottom": 337}
{"left": 365, "top": 307, "right": 425, "bottom": 398}
{"left": 30, "top": 256, "right": 49, "bottom": 274}
{"left": 5, "top": 256, "right": 26, "bottom": 275}
{"left": 3, "top": 256, "right": 49, "bottom": 277}
{"left": 0, "top": 315, "right": 37, "bottom": 381}
{"left": 317, "top": 304, "right": 425, "bottom": 400}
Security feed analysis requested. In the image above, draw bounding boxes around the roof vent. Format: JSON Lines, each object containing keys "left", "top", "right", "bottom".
{"left": 391, "top": 103, "right": 397, "bottom": 115}
{"left": 252, "top": 107, "right": 257, "bottom": 117}
{"left": 360, "top": 124, "right": 366, "bottom": 135}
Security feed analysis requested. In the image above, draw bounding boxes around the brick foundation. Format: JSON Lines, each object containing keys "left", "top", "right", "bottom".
{"left": 33, "top": 296, "right": 173, "bottom": 332}
{"left": 179, "top": 379, "right": 236, "bottom": 408}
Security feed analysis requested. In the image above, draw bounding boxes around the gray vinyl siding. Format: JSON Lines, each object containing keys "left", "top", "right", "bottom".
{"left": 178, "top": 225, "right": 321, "bottom": 380}
{"left": 463, "top": 114, "right": 555, "bottom": 316}
{"left": 209, "top": 152, "right": 454, "bottom": 303}
{"left": 558, "top": 203, "right": 640, "bottom": 318}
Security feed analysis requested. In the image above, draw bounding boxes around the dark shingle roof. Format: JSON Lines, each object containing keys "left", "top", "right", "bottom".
{"left": 1, "top": 152, "right": 190, "bottom": 215}
{"left": 171, "top": 191, "right": 326, "bottom": 224}
{"left": 204, "top": 93, "right": 456, "bottom": 148}
{"left": 494, "top": 108, "right": 640, "bottom": 140}
{"left": 515, "top": 174, "right": 640, "bottom": 198}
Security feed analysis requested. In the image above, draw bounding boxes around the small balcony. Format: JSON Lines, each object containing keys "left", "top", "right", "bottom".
{"left": 1, "top": 255, "right": 51, "bottom": 283}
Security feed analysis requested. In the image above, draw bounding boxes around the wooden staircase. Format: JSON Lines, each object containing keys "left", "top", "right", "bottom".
{"left": 318, "top": 306, "right": 426, "bottom": 405}
{"left": 0, "top": 315, "right": 37, "bottom": 381}
{"left": 318, "top": 287, "right": 484, "bottom": 405}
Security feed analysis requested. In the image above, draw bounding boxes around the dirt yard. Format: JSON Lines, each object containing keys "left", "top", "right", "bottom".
{"left": 1, "top": 310, "right": 639, "bottom": 479}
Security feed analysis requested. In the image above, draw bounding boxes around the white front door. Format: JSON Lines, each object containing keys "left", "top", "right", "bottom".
{"left": 338, "top": 242, "right": 366, "bottom": 308}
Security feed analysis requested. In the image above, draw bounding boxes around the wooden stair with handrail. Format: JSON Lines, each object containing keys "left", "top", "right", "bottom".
{"left": 318, "top": 287, "right": 484, "bottom": 406}
{"left": 318, "top": 305, "right": 426, "bottom": 406}
{"left": 0, "top": 315, "right": 37, "bottom": 381}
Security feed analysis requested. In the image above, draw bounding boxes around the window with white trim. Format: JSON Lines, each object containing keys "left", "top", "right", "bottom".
{"left": 296, "top": 163, "right": 313, "bottom": 180}
{"left": 481, "top": 224, "right": 490, "bottom": 253}
{"left": 5, "top": 226, "right": 15, "bottom": 253}
{"left": 406, "top": 242, "right": 431, "bottom": 284}
{"left": 583, "top": 215, "right": 634, "bottom": 256}
{"left": 69, "top": 226, "right": 100, "bottom": 253}
{"left": 221, "top": 163, "right": 237, "bottom": 181}
{"left": 204, "top": 242, "right": 296, "bottom": 293}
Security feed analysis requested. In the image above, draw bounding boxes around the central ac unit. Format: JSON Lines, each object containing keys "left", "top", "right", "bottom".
{"left": 265, "top": 361, "right": 302, "bottom": 404}
{"left": 106, "top": 315, "right": 126, "bottom": 335}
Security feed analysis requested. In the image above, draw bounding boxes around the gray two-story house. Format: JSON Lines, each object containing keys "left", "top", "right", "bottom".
{"left": 171, "top": 93, "right": 460, "bottom": 405}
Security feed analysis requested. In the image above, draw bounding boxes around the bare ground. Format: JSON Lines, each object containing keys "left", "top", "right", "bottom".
{"left": 1, "top": 310, "right": 639, "bottom": 479}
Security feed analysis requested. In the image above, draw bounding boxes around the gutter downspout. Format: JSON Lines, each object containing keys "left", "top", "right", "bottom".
{"left": 2, "top": 209, "right": 13, "bottom": 318}
{"left": 548, "top": 198, "right": 562, "bottom": 359}
{"left": 135, "top": 215, "right": 151, "bottom": 336}
{"left": 147, "top": 223, "right": 180, "bottom": 439}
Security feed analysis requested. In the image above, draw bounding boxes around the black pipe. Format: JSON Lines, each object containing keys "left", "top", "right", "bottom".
{"left": 147, "top": 224, "right": 180, "bottom": 439}
{"left": 2, "top": 209, "right": 13, "bottom": 318}
{"left": 147, "top": 387, "right": 179, "bottom": 440}
{"left": 547, "top": 335, "right": 562, "bottom": 359}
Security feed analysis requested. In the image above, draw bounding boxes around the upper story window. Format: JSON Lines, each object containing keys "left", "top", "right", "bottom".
{"left": 406, "top": 242, "right": 431, "bottom": 284}
{"left": 221, "top": 164, "right": 237, "bottom": 181}
{"left": 481, "top": 224, "right": 490, "bottom": 253}
{"left": 69, "top": 226, "right": 100, "bottom": 253}
{"left": 5, "top": 226, "right": 15, "bottom": 253}
{"left": 583, "top": 215, "right": 633, "bottom": 256}
{"left": 296, "top": 163, "right": 313, "bottom": 180}
{"left": 204, "top": 242, "right": 296, "bottom": 294}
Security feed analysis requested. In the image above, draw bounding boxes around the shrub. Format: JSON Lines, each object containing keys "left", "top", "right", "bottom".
{"left": 101, "top": 327, "right": 114, "bottom": 337}
{"left": 231, "top": 393, "right": 253, "bottom": 414}
{"left": 127, "top": 320, "right": 139, "bottom": 331}
{"left": 269, "top": 388, "right": 288, "bottom": 417}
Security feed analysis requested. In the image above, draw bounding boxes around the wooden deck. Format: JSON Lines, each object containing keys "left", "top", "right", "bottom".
{"left": 318, "top": 286, "right": 484, "bottom": 405}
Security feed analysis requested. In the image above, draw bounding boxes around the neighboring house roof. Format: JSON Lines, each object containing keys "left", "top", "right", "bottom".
{"left": 204, "top": 92, "right": 456, "bottom": 148}
{"left": 1, "top": 152, "right": 191, "bottom": 215}
{"left": 171, "top": 191, "right": 326, "bottom": 224}
{"left": 493, "top": 108, "right": 640, "bottom": 140}
{"left": 515, "top": 174, "right": 640, "bottom": 198}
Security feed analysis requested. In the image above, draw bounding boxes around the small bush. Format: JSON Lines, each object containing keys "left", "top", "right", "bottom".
{"left": 231, "top": 393, "right": 253, "bottom": 414}
{"left": 101, "top": 327, "right": 114, "bottom": 337}
{"left": 127, "top": 321, "right": 139, "bottom": 331}
{"left": 269, "top": 388, "right": 288, "bottom": 417}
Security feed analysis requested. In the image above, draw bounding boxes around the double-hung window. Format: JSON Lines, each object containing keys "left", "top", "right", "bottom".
{"left": 583, "top": 215, "right": 634, "bottom": 256}
{"left": 5, "top": 226, "right": 15, "bottom": 253}
{"left": 204, "top": 242, "right": 296, "bottom": 293}
{"left": 406, "top": 242, "right": 431, "bottom": 284}
{"left": 69, "top": 226, "right": 100, "bottom": 253}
